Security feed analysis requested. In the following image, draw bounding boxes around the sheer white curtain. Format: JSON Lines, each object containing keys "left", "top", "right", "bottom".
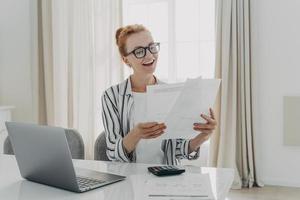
{"left": 38, "top": 0, "right": 123, "bottom": 159}
{"left": 209, "top": 0, "right": 263, "bottom": 188}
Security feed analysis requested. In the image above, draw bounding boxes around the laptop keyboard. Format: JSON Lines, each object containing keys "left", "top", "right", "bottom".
{"left": 76, "top": 176, "right": 106, "bottom": 189}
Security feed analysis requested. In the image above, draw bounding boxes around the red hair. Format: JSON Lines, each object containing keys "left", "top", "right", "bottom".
{"left": 115, "top": 24, "right": 150, "bottom": 56}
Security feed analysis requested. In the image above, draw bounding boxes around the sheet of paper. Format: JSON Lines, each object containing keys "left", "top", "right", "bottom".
{"left": 130, "top": 173, "right": 215, "bottom": 200}
{"left": 163, "top": 78, "right": 221, "bottom": 139}
{"left": 163, "top": 77, "right": 202, "bottom": 138}
{"left": 146, "top": 77, "right": 221, "bottom": 139}
{"left": 146, "top": 82, "right": 184, "bottom": 122}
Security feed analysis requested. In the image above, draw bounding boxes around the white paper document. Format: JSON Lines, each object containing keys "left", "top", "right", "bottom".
{"left": 146, "top": 77, "right": 221, "bottom": 139}
{"left": 131, "top": 173, "right": 215, "bottom": 200}
{"left": 146, "top": 82, "right": 184, "bottom": 122}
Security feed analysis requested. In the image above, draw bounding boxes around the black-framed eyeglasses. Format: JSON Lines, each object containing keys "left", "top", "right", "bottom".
{"left": 125, "top": 42, "right": 160, "bottom": 59}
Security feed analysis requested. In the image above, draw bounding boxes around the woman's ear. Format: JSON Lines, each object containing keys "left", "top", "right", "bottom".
{"left": 122, "top": 56, "right": 127, "bottom": 63}
{"left": 122, "top": 56, "right": 131, "bottom": 67}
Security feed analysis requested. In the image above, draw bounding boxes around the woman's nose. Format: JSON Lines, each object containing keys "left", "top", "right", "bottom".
{"left": 144, "top": 48, "right": 154, "bottom": 59}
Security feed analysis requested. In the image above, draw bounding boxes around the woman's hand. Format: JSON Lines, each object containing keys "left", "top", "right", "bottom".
{"left": 189, "top": 108, "right": 217, "bottom": 153}
{"left": 134, "top": 122, "right": 166, "bottom": 139}
{"left": 123, "top": 122, "right": 166, "bottom": 153}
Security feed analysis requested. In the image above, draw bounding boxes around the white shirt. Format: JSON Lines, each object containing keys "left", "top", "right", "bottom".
{"left": 132, "top": 92, "right": 164, "bottom": 164}
{"left": 101, "top": 77, "right": 200, "bottom": 165}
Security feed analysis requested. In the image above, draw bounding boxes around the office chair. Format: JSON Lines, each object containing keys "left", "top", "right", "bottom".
{"left": 3, "top": 128, "right": 85, "bottom": 159}
{"left": 94, "top": 131, "right": 110, "bottom": 161}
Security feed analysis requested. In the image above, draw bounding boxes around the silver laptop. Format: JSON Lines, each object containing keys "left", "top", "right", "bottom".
{"left": 5, "top": 122, "right": 125, "bottom": 193}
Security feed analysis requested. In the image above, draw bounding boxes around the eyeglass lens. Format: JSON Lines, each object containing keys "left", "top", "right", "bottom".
{"left": 133, "top": 43, "right": 160, "bottom": 58}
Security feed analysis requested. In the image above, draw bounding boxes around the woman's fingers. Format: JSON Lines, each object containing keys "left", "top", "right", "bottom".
{"left": 194, "top": 127, "right": 214, "bottom": 131}
{"left": 145, "top": 123, "right": 166, "bottom": 134}
{"left": 200, "top": 114, "right": 217, "bottom": 125}
{"left": 148, "top": 132, "right": 164, "bottom": 139}
{"left": 193, "top": 126, "right": 213, "bottom": 134}
{"left": 139, "top": 122, "right": 158, "bottom": 128}
{"left": 144, "top": 129, "right": 164, "bottom": 139}
{"left": 139, "top": 123, "right": 166, "bottom": 138}
{"left": 209, "top": 108, "right": 215, "bottom": 120}
{"left": 193, "top": 123, "right": 214, "bottom": 129}
{"left": 193, "top": 109, "right": 217, "bottom": 134}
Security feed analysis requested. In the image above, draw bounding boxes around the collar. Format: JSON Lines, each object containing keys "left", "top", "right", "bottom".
{"left": 120, "top": 75, "right": 164, "bottom": 97}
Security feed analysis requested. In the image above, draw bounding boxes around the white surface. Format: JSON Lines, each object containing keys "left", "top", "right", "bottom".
{"left": 164, "top": 77, "right": 204, "bottom": 137}
{"left": 165, "top": 78, "right": 220, "bottom": 135}
{"left": 133, "top": 92, "right": 164, "bottom": 164}
{"left": 0, "top": 106, "right": 15, "bottom": 111}
{"left": 251, "top": 0, "right": 300, "bottom": 187}
{"left": 0, "top": 0, "right": 38, "bottom": 122}
{"left": 0, "top": 155, "right": 234, "bottom": 200}
{"left": 0, "top": 0, "right": 38, "bottom": 123}
{"left": 143, "top": 173, "right": 214, "bottom": 200}
{"left": 146, "top": 78, "right": 220, "bottom": 139}
{"left": 0, "top": 107, "right": 14, "bottom": 154}
{"left": 146, "top": 82, "right": 183, "bottom": 123}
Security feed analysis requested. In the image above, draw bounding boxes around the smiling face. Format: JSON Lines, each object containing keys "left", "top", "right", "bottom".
{"left": 122, "top": 31, "right": 158, "bottom": 76}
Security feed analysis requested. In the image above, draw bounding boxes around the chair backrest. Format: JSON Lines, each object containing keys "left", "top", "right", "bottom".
{"left": 3, "top": 128, "right": 85, "bottom": 160}
{"left": 3, "top": 137, "right": 14, "bottom": 155}
{"left": 94, "top": 131, "right": 110, "bottom": 161}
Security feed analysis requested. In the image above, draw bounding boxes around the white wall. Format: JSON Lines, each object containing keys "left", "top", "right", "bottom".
{"left": 0, "top": 0, "right": 38, "bottom": 122}
{"left": 251, "top": 0, "right": 300, "bottom": 187}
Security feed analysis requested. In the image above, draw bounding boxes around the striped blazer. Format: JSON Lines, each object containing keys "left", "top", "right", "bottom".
{"left": 101, "top": 77, "right": 200, "bottom": 165}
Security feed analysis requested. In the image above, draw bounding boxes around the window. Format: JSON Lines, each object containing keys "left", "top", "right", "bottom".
{"left": 122, "top": 0, "right": 215, "bottom": 83}
{"left": 122, "top": 0, "right": 215, "bottom": 166}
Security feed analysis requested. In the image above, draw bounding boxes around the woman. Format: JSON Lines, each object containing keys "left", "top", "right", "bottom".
{"left": 101, "top": 24, "right": 217, "bottom": 165}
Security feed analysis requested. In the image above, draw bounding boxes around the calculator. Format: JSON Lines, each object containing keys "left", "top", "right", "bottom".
{"left": 148, "top": 166, "right": 185, "bottom": 176}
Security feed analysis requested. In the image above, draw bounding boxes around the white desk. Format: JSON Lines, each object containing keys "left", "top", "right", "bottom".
{"left": 0, "top": 155, "right": 234, "bottom": 200}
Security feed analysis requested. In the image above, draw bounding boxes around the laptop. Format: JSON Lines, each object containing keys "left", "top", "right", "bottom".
{"left": 5, "top": 122, "right": 126, "bottom": 193}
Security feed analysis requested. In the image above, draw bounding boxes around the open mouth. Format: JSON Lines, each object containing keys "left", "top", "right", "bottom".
{"left": 142, "top": 60, "right": 155, "bottom": 67}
